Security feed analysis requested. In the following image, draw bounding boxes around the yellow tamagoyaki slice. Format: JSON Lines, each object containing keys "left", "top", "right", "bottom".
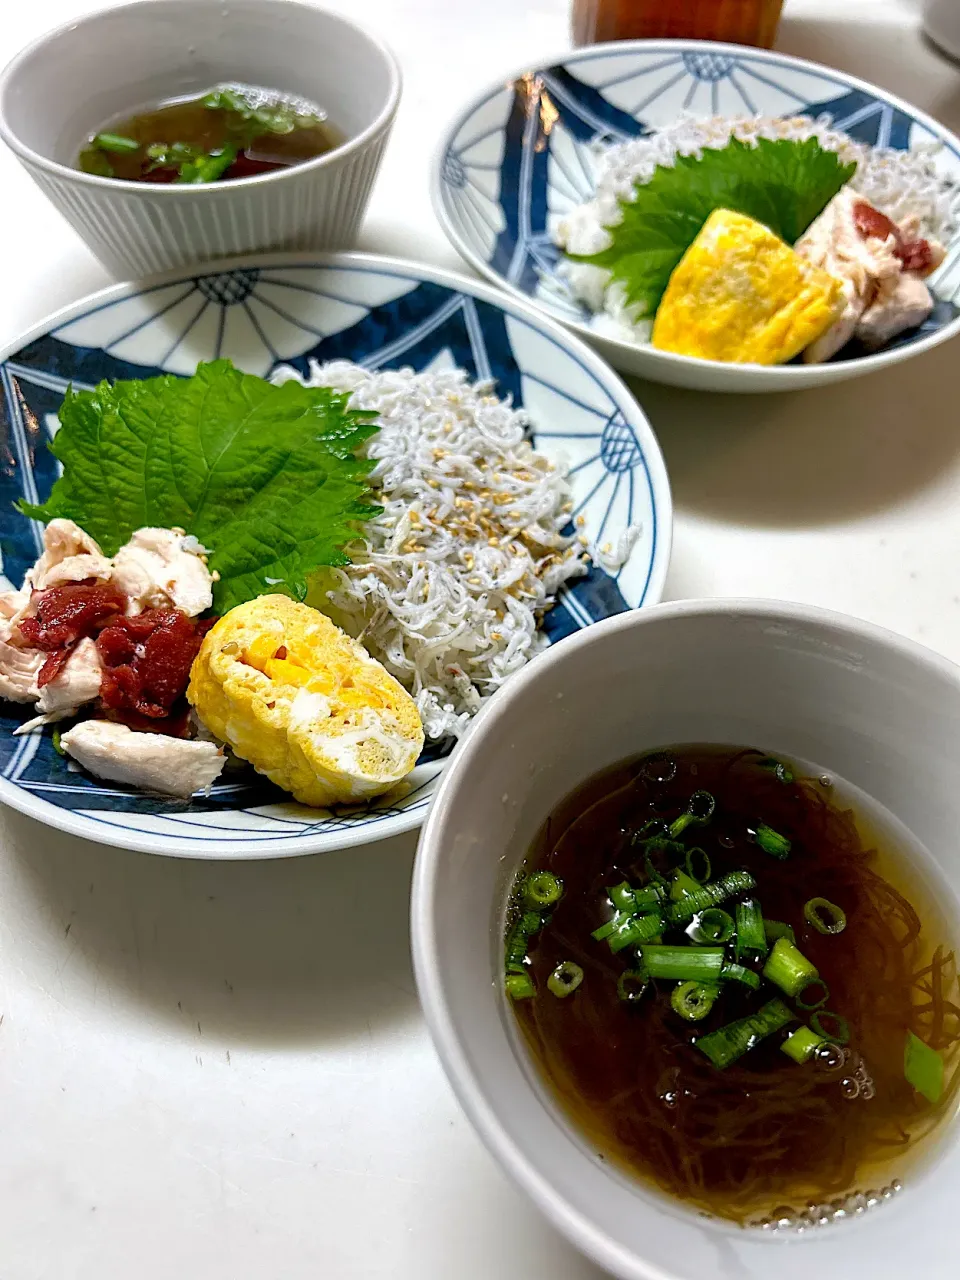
{"left": 188, "top": 595, "right": 424, "bottom": 807}
{"left": 651, "top": 208, "right": 844, "bottom": 365}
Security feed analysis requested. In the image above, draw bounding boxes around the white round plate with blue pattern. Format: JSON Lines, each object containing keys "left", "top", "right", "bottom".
{"left": 0, "top": 252, "right": 671, "bottom": 859}
{"left": 433, "top": 40, "right": 960, "bottom": 392}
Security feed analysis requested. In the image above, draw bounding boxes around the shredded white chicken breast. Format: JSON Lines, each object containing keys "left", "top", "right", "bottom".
{"left": 25, "top": 517, "right": 113, "bottom": 591}
{"left": 59, "top": 720, "right": 225, "bottom": 798}
{"left": 111, "top": 527, "right": 214, "bottom": 616}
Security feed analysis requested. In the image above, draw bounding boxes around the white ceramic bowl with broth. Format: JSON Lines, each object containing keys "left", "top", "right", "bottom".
{"left": 0, "top": 0, "right": 401, "bottom": 278}
{"left": 411, "top": 599, "right": 960, "bottom": 1280}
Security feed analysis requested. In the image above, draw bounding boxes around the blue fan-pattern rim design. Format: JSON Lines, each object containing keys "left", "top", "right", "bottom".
{"left": 0, "top": 255, "right": 669, "bottom": 854}
{"left": 435, "top": 41, "right": 960, "bottom": 355}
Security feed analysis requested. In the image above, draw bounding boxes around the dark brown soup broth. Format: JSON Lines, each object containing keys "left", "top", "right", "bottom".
{"left": 509, "top": 745, "right": 960, "bottom": 1223}
{"left": 78, "top": 84, "right": 342, "bottom": 184}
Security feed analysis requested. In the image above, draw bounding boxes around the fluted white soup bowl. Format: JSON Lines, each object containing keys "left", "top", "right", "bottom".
{"left": 412, "top": 600, "right": 960, "bottom": 1280}
{"left": 0, "top": 0, "right": 401, "bottom": 277}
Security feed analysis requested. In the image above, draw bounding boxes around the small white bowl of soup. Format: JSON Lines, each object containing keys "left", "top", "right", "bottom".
{"left": 0, "top": 0, "right": 401, "bottom": 278}
{"left": 412, "top": 599, "right": 960, "bottom": 1280}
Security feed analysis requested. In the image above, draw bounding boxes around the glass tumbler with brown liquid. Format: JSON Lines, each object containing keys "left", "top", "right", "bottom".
{"left": 573, "top": 0, "right": 785, "bottom": 47}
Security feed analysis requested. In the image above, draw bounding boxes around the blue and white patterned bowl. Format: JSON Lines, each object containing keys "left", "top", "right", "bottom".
{"left": 433, "top": 40, "right": 960, "bottom": 393}
{"left": 0, "top": 252, "right": 671, "bottom": 858}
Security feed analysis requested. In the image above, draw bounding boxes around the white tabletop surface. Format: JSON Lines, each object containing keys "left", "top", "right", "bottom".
{"left": 1, "top": 1, "right": 959, "bottom": 1277}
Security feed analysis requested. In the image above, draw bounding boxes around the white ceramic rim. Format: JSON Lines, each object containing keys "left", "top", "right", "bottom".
{"left": 411, "top": 596, "right": 960, "bottom": 1280}
{"left": 0, "top": 248, "right": 672, "bottom": 859}
{"left": 0, "top": 0, "right": 403, "bottom": 195}
{"left": 430, "top": 38, "right": 960, "bottom": 389}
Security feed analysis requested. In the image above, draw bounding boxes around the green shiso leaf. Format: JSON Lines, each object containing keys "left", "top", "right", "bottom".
{"left": 19, "top": 360, "right": 380, "bottom": 613}
{"left": 570, "top": 136, "right": 856, "bottom": 318}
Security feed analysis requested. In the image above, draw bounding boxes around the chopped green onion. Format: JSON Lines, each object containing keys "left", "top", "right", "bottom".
{"left": 781, "top": 1026, "right": 825, "bottom": 1064}
{"left": 547, "top": 961, "right": 584, "bottom": 998}
{"left": 720, "top": 961, "right": 760, "bottom": 990}
{"left": 668, "top": 790, "right": 716, "bottom": 838}
{"left": 94, "top": 132, "right": 140, "bottom": 153}
{"left": 608, "top": 911, "right": 664, "bottom": 954}
{"left": 641, "top": 835, "right": 686, "bottom": 859}
{"left": 685, "top": 847, "right": 711, "bottom": 883}
{"left": 203, "top": 86, "right": 250, "bottom": 114}
{"left": 177, "top": 145, "right": 237, "bottom": 184}
{"left": 754, "top": 823, "right": 791, "bottom": 859}
{"left": 617, "top": 968, "right": 649, "bottom": 1003}
{"left": 810, "top": 1010, "right": 850, "bottom": 1046}
{"left": 505, "top": 907, "right": 544, "bottom": 973}
{"left": 524, "top": 871, "right": 563, "bottom": 909}
{"left": 764, "top": 919, "right": 795, "bottom": 945}
{"left": 758, "top": 756, "right": 794, "bottom": 784}
{"left": 505, "top": 972, "right": 536, "bottom": 1000}
{"left": 670, "top": 869, "right": 702, "bottom": 901}
{"left": 202, "top": 86, "right": 320, "bottom": 136}
{"left": 804, "top": 897, "right": 847, "bottom": 935}
{"left": 642, "top": 852, "right": 669, "bottom": 887}
{"left": 762, "top": 937, "right": 819, "bottom": 998}
{"left": 604, "top": 882, "right": 663, "bottom": 914}
{"left": 51, "top": 728, "right": 65, "bottom": 756}
{"left": 904, "top": 1030, "right": 945, "bottom": 1103}
{"left": 639, "top": 945, "right": 725, "bottom": 982}
{"left": 735, "top": 898, "right": 767, "bottom": 961}
{"left": 608, "top": 881, "right": 636, "bottom": 913}
{"left": 688, "top": 908, "right": 735, "bottom": 945}
{"left": 633, "top": 885, "right": 665, "bottom": 911}
{"left": 637, "top": 818, "right": 667, "bottom": 838}
{"left": 639, "top": 751, "right": 677, "bottom": 783}
{"left": 505, "top": 921, "right": 529, "bottom": 972}
{"left": 667, "top": 870, "right": 757, "bottom": 924}
{"left": 795, "top": 978, "right": 829, "bottom": 1011}
{"left": 724, "top": 870, "right": 757, "bottom": 894}
{"left": 696, "top": 999, "right": 795, "bottom": 1069}
{"left": 591, "top": 912, "right": 628, "bottom": 942}
{"left": 671, "top": 981, "right": 720, "bottom": 1022}
{"left": 146, "top": 140, "right": 197, "bottom": 168}
{"left": 78, "top": 148, "right": 114, "bottom": 177}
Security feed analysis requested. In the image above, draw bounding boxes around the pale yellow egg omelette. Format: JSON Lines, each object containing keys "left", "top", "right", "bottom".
{"left": 652, "top": 208, "right": 843, "bottom": 364}
{"left": 188, "top": 595, "right": 424, "bottom": 807}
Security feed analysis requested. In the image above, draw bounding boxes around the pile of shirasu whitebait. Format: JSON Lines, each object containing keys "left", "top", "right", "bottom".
{"left": 557, "top": 114, "right": 960, "bottom": 345}
{"left": 271, "top": 361, "right": 592, "bottom": 741}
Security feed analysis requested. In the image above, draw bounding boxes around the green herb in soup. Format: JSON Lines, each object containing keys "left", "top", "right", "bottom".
{"left": 77, "top": 84, "right": 342, "bottom": 184}
{"left": 506, "top": 745, "right": 960, "bottom": 1225}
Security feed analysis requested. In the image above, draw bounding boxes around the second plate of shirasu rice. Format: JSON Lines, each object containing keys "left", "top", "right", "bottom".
{"left": 557, "top": 113, "right": 960, "bottom": 349}
{"left": 271, "top": 361, "right": 626, "bottom": 743}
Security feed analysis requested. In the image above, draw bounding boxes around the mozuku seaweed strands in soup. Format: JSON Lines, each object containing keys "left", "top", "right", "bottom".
{"left": 506, "top": 745, "right": 960, "bottom": 1224}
